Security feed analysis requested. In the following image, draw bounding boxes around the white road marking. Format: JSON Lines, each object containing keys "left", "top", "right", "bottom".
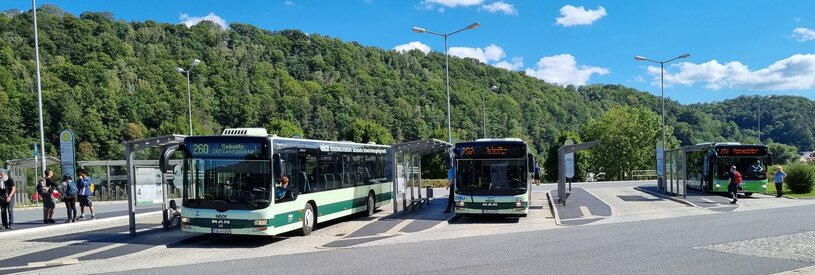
{"left": 27, "top": 258, "right": 79, "bottom": 268}
{"left": 579, "top": 206, "right": 593, "bottom": 217}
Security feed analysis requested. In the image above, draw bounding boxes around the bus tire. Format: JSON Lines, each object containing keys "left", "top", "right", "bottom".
{"left": 744, "top": 192, "right": 753, "bottom": 197}
{"left": 299, "top": 203, "right": 316, "bottom": 236}
{"left": 365, "top": 192, "right": 375, "bottom": 217}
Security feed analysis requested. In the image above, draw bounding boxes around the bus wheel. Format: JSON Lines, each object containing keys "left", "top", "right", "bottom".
{"left": 744, "top": 192, "right": 753, "bottom": 197}
{"left": 299, "top": 203, "right": 316, "bottom": 236}
{"left": 366, "top": 193, "right": 375, "bottom": 217}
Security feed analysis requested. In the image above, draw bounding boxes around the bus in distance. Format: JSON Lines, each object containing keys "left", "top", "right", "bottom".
{"left": 453, "top": 138, "right": 534, "bottom": 216}
{"left": 686, "top": 143, "right": 769, "bottom": 196}
{"left": 177, "top": 128, "right": 392, "bottom": 236}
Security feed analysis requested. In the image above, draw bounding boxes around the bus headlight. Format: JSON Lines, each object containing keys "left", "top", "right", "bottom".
{"left": 715, "top": 184, "right": 721, "bottom": 189}
{"left": 254, "top": 219, "right": 268, "bottom": 226}
{"left": 515, "top": 202, "right": 523, "bottom": 207}
{"left": 456, "top": 201, "right": 465, "bottom": 207}
{"left": 181, "top": 217, "right": 190, "bottom": 223}
{"left": 762, "top": 184, "right": 767, "bottom": 190}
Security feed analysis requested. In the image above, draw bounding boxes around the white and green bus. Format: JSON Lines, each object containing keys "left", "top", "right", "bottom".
{"left": 179, "top": 128, "right": 392, "bottom": 236}
{"left": 453, "top": 139, "right": 534, "bottom": 216}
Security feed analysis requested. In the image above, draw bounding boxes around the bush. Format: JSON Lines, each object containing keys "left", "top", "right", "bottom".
{"left": 783, "top": 163, "right": 815, "bottom": 194}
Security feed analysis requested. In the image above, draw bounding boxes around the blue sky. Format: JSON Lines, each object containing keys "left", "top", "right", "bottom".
{"left": 4, "top": 0, "right": 815, "bottom": 104}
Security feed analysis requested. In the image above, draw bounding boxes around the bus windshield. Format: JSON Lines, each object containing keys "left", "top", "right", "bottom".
{"left": 456, "top": 159, "right": 527, "bottom": 196}
{"left": 715, "top": 157, "right": 767, "bottom": 180}
{"left": 183, "top": 158, "right": 273, "bottom": 210}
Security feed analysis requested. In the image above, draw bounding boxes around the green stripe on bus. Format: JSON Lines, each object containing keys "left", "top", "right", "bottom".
{"left": 271, "top": 191, "right": 394, "bottom": 227}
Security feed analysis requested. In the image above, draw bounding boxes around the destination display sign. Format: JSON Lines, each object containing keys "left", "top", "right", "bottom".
{"left": 715, "top": 146, "right": 767, "bottom": 156}
{"left": 186, "top": 142, "right": 263, "bottom": 158}
{"left": 457, "top": 144, "right": 526, "bottom": 158}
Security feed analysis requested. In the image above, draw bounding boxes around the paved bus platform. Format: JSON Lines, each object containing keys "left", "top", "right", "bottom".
{"left": 322, "top": 195, "right": 455, "bottom": 248}
{"left": 547, "top": 188, "right": 612, "bottom": 226}
{"left": 635, "top": 184, "right": 738, "bottom": 212}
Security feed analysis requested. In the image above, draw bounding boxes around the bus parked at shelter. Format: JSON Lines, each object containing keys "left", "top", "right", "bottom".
{"left": 453, "top": 138, "right": 534, "bottom": 216}
{"left": 686, "top": 143, "right": 769, "bottom": 196}
{"left": 178, "top": 128, "right": 392, "bottom": 236}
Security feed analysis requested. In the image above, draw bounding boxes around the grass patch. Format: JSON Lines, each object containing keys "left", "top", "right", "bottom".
{"left": 764, "top": 181, "right": 815, "bottom": 198}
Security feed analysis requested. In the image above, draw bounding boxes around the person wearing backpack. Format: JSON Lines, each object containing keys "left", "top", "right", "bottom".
{"left": 728, "top": 165, "right": 742, "bottom": 204}
{"left": 60, "top": 174, "right": 78, "bottom": 223}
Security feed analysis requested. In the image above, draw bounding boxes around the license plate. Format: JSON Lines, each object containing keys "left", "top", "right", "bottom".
{"left": 212, "top": 228, "right": 231, "bottom": 234}
{"left": 482, "top": 209, "right": 498, "bottom": 214}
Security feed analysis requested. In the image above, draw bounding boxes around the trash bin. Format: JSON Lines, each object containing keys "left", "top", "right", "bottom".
{"left": 426, "top": 186, "right": 433, "bottom": 198}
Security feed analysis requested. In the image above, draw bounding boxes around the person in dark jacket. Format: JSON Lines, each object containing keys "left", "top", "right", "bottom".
{"left": 0, "top": 169, "right": 16, "bottom": 229}
{"left": 60, "top": 174, "right": 78, "bottom": 223}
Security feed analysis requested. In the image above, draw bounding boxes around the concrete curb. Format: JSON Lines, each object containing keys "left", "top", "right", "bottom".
{"left": 545, "top": 192, "right": 561, "bottom": 226}
{"left": 633, "top": 186, "right": 699, "bottom": 208}
{"left": 0, "top": 211, "right": 162, "bottom": 238}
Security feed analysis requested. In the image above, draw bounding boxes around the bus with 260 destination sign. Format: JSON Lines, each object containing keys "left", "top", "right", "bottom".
{"left": 178, "top": 128, "right": 392, "bottom": 236}
{"left": 453, "top": 138, "right": 534, "bottom": 216}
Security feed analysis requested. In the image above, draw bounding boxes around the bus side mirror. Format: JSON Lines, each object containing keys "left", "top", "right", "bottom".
{"left": 528, "top": 154, "right": 535, "bottom": 169}
{"left": 160, "top": 145, "right": 179, "bottom": 173}
{"left": 273, "top": 153, "right": 282, "bottom": 179}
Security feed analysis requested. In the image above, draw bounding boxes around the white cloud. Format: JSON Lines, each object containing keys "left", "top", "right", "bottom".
{"left": 481, "top": 1, "right": 517, "bottom": 15}
{"left": 646, "top": 54, "right": 815, "bottom": 90}
{"left": 524, "top": 54, "right": 609, "bottom": 86}
{"left": 180, "top": 12, "right": 228, "bottom": 29}
{"left": 494, "top": 57, "right": 524, "bottom": 70}
{"left": 555, "top": 5, "right": 606, "bottom": 27}
{"left": 283, "top": 1, "right": 296, "bottom": 7}
{"left": 792, "top": 27, "right": 815, "bottom": 42}
{"left": 393, "top": 41, "right": 431, "bottom": 54}
{"left": 449, "top": 44, "right": 505, "bottom": 63}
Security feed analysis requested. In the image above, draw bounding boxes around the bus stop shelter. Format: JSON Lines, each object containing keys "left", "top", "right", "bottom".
{"left": 390, "top": 139, "right": 451, "bottom": 213}
{"left": 124, "top": 135, "right": 187, "bottom": 236}
{"left": 665, "top": 142, "right": 714, "bottom": 198}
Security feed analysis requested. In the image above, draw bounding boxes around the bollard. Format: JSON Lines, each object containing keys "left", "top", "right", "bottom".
{"left": 426, "top": 186, "right": 433, "bottom": 198}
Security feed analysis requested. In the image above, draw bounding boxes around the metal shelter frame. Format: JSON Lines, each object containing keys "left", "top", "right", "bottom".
{"left": 557, "top": 141, "right": 597, "bottom": 205}
{"left": 4, "top": 156, "right": 60, "bottom": 205}
{"left": 124, "top": 135, "right": 186, "bottom": 236}
{"left": 391, "top": 139, "right": 451, "bottom": 212}
{"left": 664, "top": 142, "right": 714, "bottom": 198}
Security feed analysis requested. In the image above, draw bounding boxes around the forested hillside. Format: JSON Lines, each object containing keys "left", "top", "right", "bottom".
{"left": 0, "top": 6, "right": 810, "bottom": 168}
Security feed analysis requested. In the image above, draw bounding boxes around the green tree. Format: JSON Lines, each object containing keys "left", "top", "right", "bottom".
{"left": 265, "top": 119, "right": 304, "bottom": 138}
{"left": 766, "top": 141, "right": 799, "bottom": 165}
{"left": 582, "top": 106, "right": 678, "bottom": 181}
{"left": 344, "top": 119, "right": 395, "bottom": 145}
{"left": 543, "top": 131, "right": 589, "bottom": 182}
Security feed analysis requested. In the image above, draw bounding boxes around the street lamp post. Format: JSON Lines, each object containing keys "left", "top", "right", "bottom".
{"left": 758, "top": 95, "right": 772, "bottom": 144}
{"left": 32, "top": 0, "right": 47, "bottom": 175}
{"left": 412, "top": 22, "right": 480, "bottom": 144}
{"left": 175, "top": 59, "right": 201, "bottom": 135}
{"left": 634, "top": 53, "right": 690, "bottom": 192}
{"left": 483, "top": 85, "right": 498, "bottom": 138}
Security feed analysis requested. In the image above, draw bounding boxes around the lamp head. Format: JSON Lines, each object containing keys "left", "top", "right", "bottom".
{"left": 490, "top": 85, "right": 498, "bottom": 91}
{"left": 175, "top": 67, "right": 185, "bottom": 73}
{"left": 192, "top": 59, "right": 201, "bottom": 67}
{"left": 467, "top": 22, "right": 480, "bottom": 30}
{"left": 678, "top": 53, "right": 690, "bottom": 59}
{"left": 412, "top": 27, "right": 426, "bottom": 33}
{"left": 634, "top": 56, "right": 647, "bottom": 61}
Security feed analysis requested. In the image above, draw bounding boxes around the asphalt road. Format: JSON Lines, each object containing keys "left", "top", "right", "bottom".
{"left": 122, "top": 202, "right": 815, "bottom": 275}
